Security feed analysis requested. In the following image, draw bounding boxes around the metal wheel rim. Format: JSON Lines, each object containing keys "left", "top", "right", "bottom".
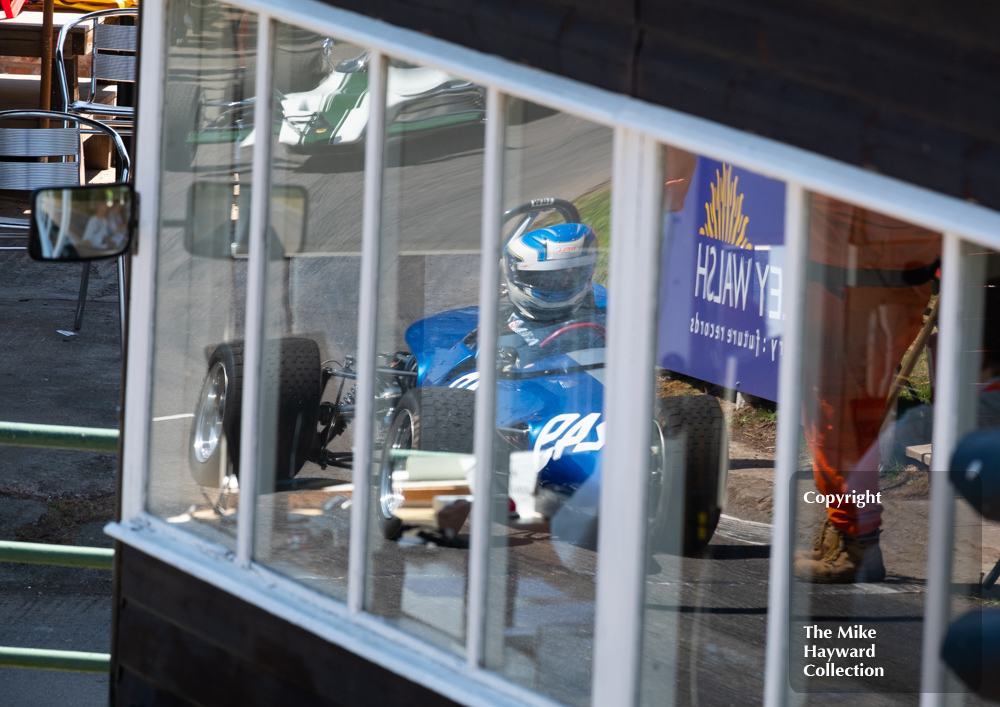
{"left": 648, "top": 418, "right": 667, "bottom": 524}
{"left": 193, "top": 361, "right": 227, "bottom": 463}
{"left": 379, "top": 409, "right": 413, "bottom": 518}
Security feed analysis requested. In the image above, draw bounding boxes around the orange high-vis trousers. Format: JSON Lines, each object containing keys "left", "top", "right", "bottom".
{"left": 802, "top": 196, "right": 940, "bottom": 536}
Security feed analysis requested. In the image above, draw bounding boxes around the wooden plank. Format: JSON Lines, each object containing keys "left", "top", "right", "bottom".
{"left": 906, "top": 443, "right": 933, "bottom": 466}
{"left": 116, "top": 597, "right": 334, "bottom": 707}
{"left": 115, "top": 665, "right": 199, "bottom": 707}
{"left": 0, "top": 21, "right": 89, "bottom": 58}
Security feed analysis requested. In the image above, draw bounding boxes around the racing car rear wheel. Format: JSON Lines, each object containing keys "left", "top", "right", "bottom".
{"left": 262, "top": 337, "right": 322, "bottom": 482}
{"left": 377, "top": 387, "right": 476, "bottom": 540}
{"left": 189, "top": 338, "right": 321, "bottom": 487}
{"left": 648, "top": 394, "right": 727, "bottom": 557}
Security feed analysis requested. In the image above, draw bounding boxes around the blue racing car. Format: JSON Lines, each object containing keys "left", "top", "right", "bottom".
{"left": 189, "top": 198, "right": 727, "bottom": 556}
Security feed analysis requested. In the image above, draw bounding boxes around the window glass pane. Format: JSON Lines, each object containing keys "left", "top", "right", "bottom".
{"left": 952, "top": 245, "right": 1000, "bottom": 436}
{"left": 483, "top": 100, "right": 612, "bottom": 706}
{"left": 364, "top": 57, "right": 486, "bottom": 655}
{"left": 941, "top": 243, "right": 999, "bottom": 700}
{"left": 789, "top": 194, "right": 942, "bottom": 698}
{"left": 147, "top": 0, "right": 257, "bottom": 548}
{"left": 251, "top": 28, "right": 369, "bottom": 600}
{"left": 640, "top": 149, "right": 780, "bottom": 704}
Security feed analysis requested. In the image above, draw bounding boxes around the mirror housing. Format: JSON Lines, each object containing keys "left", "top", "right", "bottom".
{"left": 28, "top": 184, "right": 136, "bottom": 262}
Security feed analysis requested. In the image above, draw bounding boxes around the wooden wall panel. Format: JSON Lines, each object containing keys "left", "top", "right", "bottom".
{"left": 313, "top": 0, "right": 1000, "bottom": 211}
{"left": 112, "top": 546, "right": 461, "bottom": 707}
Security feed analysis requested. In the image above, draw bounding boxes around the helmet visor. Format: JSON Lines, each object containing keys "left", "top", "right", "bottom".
{"left": 512, "top": 264, "right": 593, "bottom": 294}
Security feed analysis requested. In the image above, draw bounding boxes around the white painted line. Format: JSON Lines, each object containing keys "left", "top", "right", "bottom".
{"left": 645, "top": 580, "right": 924, "bottom": 596}
{"left": 715, "top": 516, "right": 926, "bottom": 595}
{"left": 717, "top": 513, "right": 773, "bottom": 546}
{"left": 810, "top": 582, "right": 926, "bottom": 596}
{"left": 152, "top": 413, "right": 195, "bottom": 422}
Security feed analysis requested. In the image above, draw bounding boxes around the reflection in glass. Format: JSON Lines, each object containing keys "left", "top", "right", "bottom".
{"left": 789, "top": 195, "right": 942, "bottom": 698}
{"left": 146, "top": 0, "right": 257, "bottom": 548}
{"left": 940, "top": 248, "right": 1000, "bottom": 700}
{"left": 641, "top": 148, "right": 777, "bottom": 705}
{"left": 184, "top": 182, "right": 306, "bottom": 259}
{"left": 250, "top": 27, "right": 371, "bottom": 600}
{"left": 972, "top": 263, "right": 1000, "bottom": 432}
{"left": 30, "top": 185, "right": 133, "bottom": 261}
{"left": 363, "top": 56, "right": 485, "bottom": 654}
{"left": 950, "top": 250, "right": 1000, "bottom": 439}
{"left": 482, "top": 99, "right": 612, "bottom": 707}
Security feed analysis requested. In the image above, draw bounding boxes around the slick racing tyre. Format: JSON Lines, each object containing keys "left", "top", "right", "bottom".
{"left": 162, "top": 82, "right": 201, "bottom": 173}
{"left": 377, "top": 387, "right": 476, "bottom": 540}
{"left": 188, "top": 338, "right": 321, "bottom": 488}
{"left": 648, "top": 394, "right": 727, "bottom": 556}
{"left": 261, "top": 337, "right": 322, "bottom": 482}
{"left": 189, "top": 341, "right": 243, "bottom": 488}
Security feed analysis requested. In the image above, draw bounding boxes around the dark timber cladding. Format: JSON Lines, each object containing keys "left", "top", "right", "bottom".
{"left": 111, "top": 545, "right": 461, "bottom": 707}
{"left": 321, "top": 0, "right": 1000, "bottom": 213}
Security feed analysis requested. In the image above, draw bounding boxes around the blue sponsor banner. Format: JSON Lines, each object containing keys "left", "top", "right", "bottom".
{"left": 657, "top": 158, "right": 786, "bottom": 402}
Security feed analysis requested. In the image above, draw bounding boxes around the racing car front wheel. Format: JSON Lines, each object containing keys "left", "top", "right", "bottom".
{"left": 189, "top": 338, "right": 321, "bottom": 488}
{"left": 648, "top": 394, "right": 727, "bottom": 557}
{"left": 377, "top": 387, "right": 476, "bottom": 540}
{"left": 189, "top": 342, "right": 244, "bottom": 488}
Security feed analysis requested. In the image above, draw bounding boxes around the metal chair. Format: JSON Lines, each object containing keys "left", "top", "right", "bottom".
{"left": 0, "top": 110, "right": 131, "bottom": 339}
{"left": 56, "top": 9, "right": 138, "bottom": 139}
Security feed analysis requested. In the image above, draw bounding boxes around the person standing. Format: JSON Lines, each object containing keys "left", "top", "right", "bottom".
{"left": 794, "top": 195, "right": 940, "bottom": 583}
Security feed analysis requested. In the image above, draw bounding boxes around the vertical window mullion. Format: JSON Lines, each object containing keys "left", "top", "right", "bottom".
{"left": 124, "top": 0, "right": 166, "bottom": 521}
{"left": 919, "top": 232, "right": 964, "bottom": 703}
{"left": 763, "top": 182, "right": 809, "bottom": 707}
{"left": 347, "top": 50, "right": 387, "bottom": 615}
{"left": 591, "top": 129, "right": 660, "bottom": 707}
{"left": 466, "top": 86, "right": 505, "bottom": 670}
{"left": 235, "top": 14, "right": 274, "bottom": 568}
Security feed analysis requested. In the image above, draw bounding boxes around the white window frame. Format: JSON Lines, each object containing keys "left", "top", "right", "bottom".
{"left": 110, "top": 1, "right": 1000, "bottom": 706}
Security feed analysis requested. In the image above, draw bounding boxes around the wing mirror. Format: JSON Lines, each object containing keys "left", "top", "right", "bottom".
{"left": 28, "top": 184, "right": 135, "bottom": 261}
{"left": 186, "top": 181, "right": 307, "bottom": 259}
{"left": 948, "top": 428, "right": 1000, "bottom": 520}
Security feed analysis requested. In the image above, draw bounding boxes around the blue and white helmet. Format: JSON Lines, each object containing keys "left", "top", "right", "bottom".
{"left": 503, "top": 223, "right": 599, "bottom": 321}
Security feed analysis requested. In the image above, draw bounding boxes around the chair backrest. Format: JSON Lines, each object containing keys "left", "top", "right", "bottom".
{"left": 0, "top": 123, "right": 81, "bottom": 191}
{"left": 56, "top": 9, "right": 139, "bottom": 112}
{"left": 91, "top": 13, "right": 139, "bottom": 87}
{"left": 0, "top": 110, "right": 131, "bottom": 188}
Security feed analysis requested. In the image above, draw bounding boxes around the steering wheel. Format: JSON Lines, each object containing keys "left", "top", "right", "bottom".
{"left": 538, "top": 322, "right": 606, "bottom": 349}
{"left": 502, "top": 198, "right": 581, "bottom": 226}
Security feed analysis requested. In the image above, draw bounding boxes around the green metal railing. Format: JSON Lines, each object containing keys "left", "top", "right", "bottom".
{"left": 0, "top": 421, "right": 119, "bottom": 673}
{"left": 0, "top": 421, "right": 119, "bottom": 453}
{"left": 0, "top": 647, "right": 110, "bottom": 673}
{"left": 0, "top": 540, "right": 114, "bottom": 570}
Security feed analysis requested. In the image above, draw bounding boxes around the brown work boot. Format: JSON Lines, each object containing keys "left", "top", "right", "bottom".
{"left": 793, "top": 527, "right": 886, "bottom": 584}
{"left": 795, "top": 517, "right": 836, "bottom": 562}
